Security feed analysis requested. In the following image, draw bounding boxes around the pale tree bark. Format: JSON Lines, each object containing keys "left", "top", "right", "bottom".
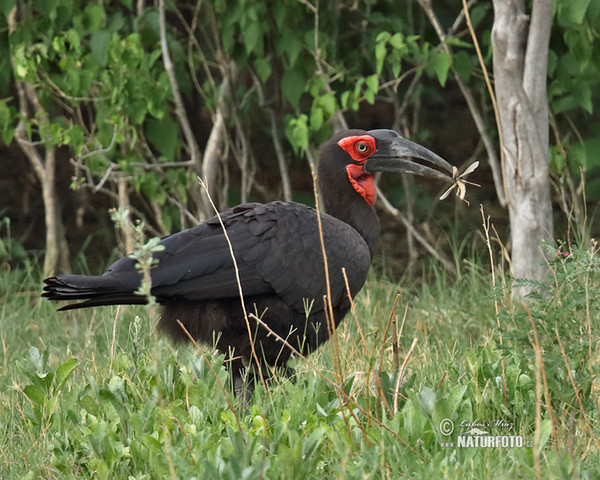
{"left": 491, "top": 0, "right": 554, "bottom": 297}
{"left": 9, "top": 8, "right": 69, "bottom": 276}
{"left": 201, "top": 66, "right": 236, "bottom": 214}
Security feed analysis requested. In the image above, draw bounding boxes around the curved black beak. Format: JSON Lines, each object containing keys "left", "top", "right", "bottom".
{"left": 366, "top": 129, "right": 455, "bottom": 183}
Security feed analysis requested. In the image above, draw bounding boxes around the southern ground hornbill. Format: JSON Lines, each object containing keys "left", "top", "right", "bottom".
{"left": 43, "top": 129, "right": 458, "bottom": 395}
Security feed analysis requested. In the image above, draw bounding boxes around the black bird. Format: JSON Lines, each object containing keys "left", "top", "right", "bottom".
{"left": 43, "top": 129, "right": 455, "bottom": 393}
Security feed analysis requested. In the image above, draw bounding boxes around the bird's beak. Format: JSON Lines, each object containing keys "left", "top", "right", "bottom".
{"left": 365, "top": 129, "right": 455, "bottom": 183}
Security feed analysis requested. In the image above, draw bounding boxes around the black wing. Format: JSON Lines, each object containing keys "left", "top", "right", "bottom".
{"left": 44, "top": 201, "right": 371, "bottom": 312}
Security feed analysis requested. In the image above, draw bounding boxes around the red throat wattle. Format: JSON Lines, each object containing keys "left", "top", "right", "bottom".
{"left": 345, "top": 164, "right": 377, "bottom": 206}
{"left": 338, "top": 135, "right": 378, "bottom": 206}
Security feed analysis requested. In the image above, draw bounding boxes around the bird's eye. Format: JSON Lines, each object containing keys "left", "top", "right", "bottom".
{"left": 356, "top": 142, "right": 368, "bottom": 153}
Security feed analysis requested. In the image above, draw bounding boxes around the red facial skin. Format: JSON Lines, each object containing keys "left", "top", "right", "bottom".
{"left": 337, "top": 135, "right": 377, "bottom": 206}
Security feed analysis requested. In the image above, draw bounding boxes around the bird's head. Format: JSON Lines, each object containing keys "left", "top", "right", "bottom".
{"left": 318, "top": 129, "right": 456, "bottom": 207}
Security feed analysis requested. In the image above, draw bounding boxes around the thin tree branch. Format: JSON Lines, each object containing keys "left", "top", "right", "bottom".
{"left": 158, "top": 0, "right": 201, "bottom": 178}
{"left": 251, "top": 71, "right": 292, "bottom": 202}
{"left": 376, "top": 186, "right": 457, "bottom": 276}
{"left": 418, "top": 0, "right": 507, "bottom": 206}
{"left": 201, "top": 65, "right": 235, "bottom": 211}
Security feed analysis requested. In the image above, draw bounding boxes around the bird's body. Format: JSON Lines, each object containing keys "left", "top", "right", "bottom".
{"left": 44, "top": 129, "right": 455, "bottom": 392}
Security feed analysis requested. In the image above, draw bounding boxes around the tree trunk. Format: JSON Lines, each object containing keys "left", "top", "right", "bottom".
{"left": 13, "top": 100, "right": 70, "bottom": 276}
{"left": 491, "top": 0, "right": 554, "bottom": 297}
{"left": 9, "top": 8, "right": 70, "bottom": 276}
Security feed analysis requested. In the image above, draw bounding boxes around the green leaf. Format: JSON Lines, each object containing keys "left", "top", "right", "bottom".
{"left": 0, "top": 100, "right": 15, "bottom": 145}
{"left": 33, "top": 0, "right": 58, "bottom": 17}
{"left": 243, "top": 21, "right": 262, "bottom": 55}
{"left": 281, "top": 69, "right": 305, "bottom": 109}
{"left": 453, "top": 50, "right": 472, "bottom": 81}
{"left": 318, "top": 92, "right": 336, "bottom": 116}
{"left": 572, "top": 82, "right": 592, "bottom": 113}
{"left": 23, "top": 384, "right": 46, "bottom": 405}
{"left": 55, "top": 358, "right": 80, "bottom": 390}
{"left": 310, "top": 105, "right": 323, "bottom": 130}
{"left": 0, "top": 0, "right": 16, "bottom": 17}
{"left": 416, "top": 387, "right": 436, "bottom": 417}
{"left": 445, "top": 37, "right": 473, "bottom": 49}
{"left": 375, "top": 38, "right": 387, "bottom": 75}
{"left": 84, "top": 3, "right": 106, "bottom": 32}
{"left": 285, "top": 36, "right": 303, "bottom": 67}
{"left": 285, "top": 114, "right": 308, "bottom": 154}
{"left": 2, "top": 126, "right": 14, "bottom": 145}
{"left": 146, "top": 116, "right": 179, "bottom": 159}
{"left": 365, "top": 74, "right": 379, "bottom": 94}
{"left": 561, "top": 0, "right": 591, "bottom": 24}
{"left": 80, "top": 394, "right": 101, "bottom": 416}
{"left": 13, "top": 44, "right": 30, "bottom": 79}
{"left": 340, "top": 90, "right": 351, "bottom": 109}
{"left": 254, "top": 57, "right": 272, "bottom": 83}
{"left": 536, "top": 419, "right": 553, "bottom": 454}
{"left": 429, "top": 51, "right": 451, "bottom": 87}
{"left": 90, "top": 30, "right": 111, "bottom": 66}
{"left": 564, "top": 28, "right": 592, "bottom": 65}
{"left": 389, "top": 33, "right": 406, "bottom": 50}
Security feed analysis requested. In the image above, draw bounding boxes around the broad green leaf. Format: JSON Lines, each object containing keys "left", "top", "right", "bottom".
{"left": 416, "top": 387, "right": 436, "bottom": 417}
{"left": 536, "top": 419, "right": 553, "bottom": 454}
{"left": 389, "top": 33, "right": 406, "bottom": 50}
{"left": 90, "top": 30, "right": 111, "bottom": 66}
{"left": 366, "top": 74, "right": 379, "bottom": 94}
{"left": 285, "top": 114, "right": 308, "bottom": 153}
{"left": 33, "top": 0, "right": 58, "bottom": 17}
{"left": 453, "top": 50, "right": 472, "bottom": 81}
{"left": 561, "top": 0, "right": 591, "bottom": 24}
{"left": 2, "top": 126, "right": 14, "bottom": 145}
{"left": 146, "top": 116, "right": 179, "bottom": 160}
{"left": 13, "top": 44, "right": 30, "bottom": 79}
{"left": 55, "top": 358, "right": 80, "bottom": 390}
{"left": 445, "top": 37, "right": 473, "bottom": 48}
{"left": 340, "top": 90, "right": 351, "bottom": 109}
{"left": 310, "top": 105, "right": 323, "bottom": 130}
{"left": 254, "top": 57, "right": 272, "bottom": 83}
{"left": 243, "top": 21, "right": 262, "bottom": 55}
{"left": 564, "top": 29, "right": 592, "bottom": 65}
{"left": 23, "top": 384, "right": 46, "bottom": 405}
{"left": 319, "top": 92, "right": 336, "bottom": 116}
{"left": 375, "top": 39, "right": 387, "bottom": 75}
{"left": 80, "top": 394, "right": 101, "bottom": 416}
{"left": 84, "top": 3, "right": 106, "bottom": 32}
{"left": 429, "top": 51, "right": 451, "bottom": 87}
{"left": 0, "top": 0, "right": 16, "bottom": 17}
{"left": 281, "top": 69, "right": 305, "bottom": 109}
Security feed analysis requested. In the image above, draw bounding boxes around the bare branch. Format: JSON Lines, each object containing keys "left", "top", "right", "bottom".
{"left": 94, "top": 162, "right": 118, "bottom": 192}
{"left": 375, "top": 186, "right": 457, "bottom": 276}
{"left": 418, "top": 0, "right": 507, "bottom": 206}
{"left": 201, "top": 64, "right": 236, "bottom": 211}
{"left": 251, "top": 72, "right": 292, "bottom": 201}
{"left": 158, "top": 0, "right": 201, "bottom": 176}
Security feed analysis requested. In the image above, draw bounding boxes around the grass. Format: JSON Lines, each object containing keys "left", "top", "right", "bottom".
{"left": 0, "top": 240, "right": 599, "bottom": 479}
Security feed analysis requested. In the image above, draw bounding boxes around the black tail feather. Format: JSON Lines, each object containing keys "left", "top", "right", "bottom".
{"left": 43, "top": 275, "right": 146, "bottom": 310}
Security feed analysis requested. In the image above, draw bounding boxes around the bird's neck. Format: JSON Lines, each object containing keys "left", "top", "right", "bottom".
{"left": 321, "top": 187, "right": 381, "bottom": 257}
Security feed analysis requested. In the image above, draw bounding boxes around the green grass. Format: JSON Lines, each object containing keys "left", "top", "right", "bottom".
{"left": 1, "top": 242, "right": 599, "bottom": 479}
